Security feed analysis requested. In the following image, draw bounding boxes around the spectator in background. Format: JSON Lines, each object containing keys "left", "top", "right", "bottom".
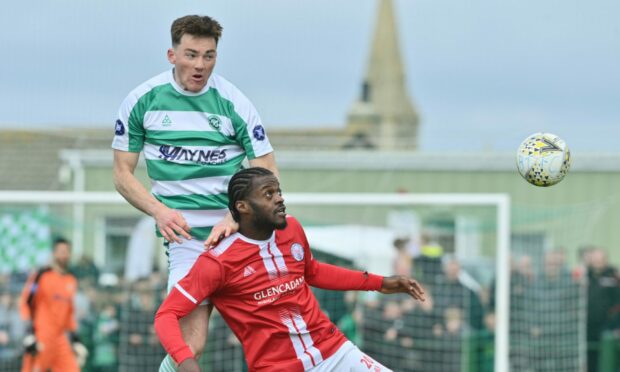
{"left": 119, "top": 278, "right": 164, "bottom": 372}
{"left": 203, "top": 311, "right": 245, "bottom": 372}
{"left": 572, "top": 245, "right": 594, "bottom": 282}
{"left": 337, "top": 291, "right": 363, "bottom": 347}
{"left": 400, "top": 289, "right": 437, "bottom": 371}
{"left": 19, "top": 237, "right": 88, "bottom": 372}
{"left": 488, "top": 254, "right": 535, "bottom": 318}
{"left": 392, "top": 238, "right": 412, "bottom": 276}
{"left": 529, "top": 250, "right": 580, "bottom": 372}
{"left": 360, "top": 296, "right": 386, "bottom": 363}
{"left": 546, "top": 248, "right": 571, "bottom": 279}
{"left": 516, "top": 255, "right": 536, "bottom": 283}
{"left": 436, "top": 307, "right": 464, "bottom": 372}
{"left": 0, "top": 292, "right": 25, "bottom": 368}
{"left": 415, "top": 233, "right": 444, "bottom": 283}
{"left": 74, "top": 282, "right": 98, "bottom": 371}
{"left": 70, "top": 255, "right": 100, "bottom": 286}
{"left": 91, "top": 303, "right": 119, "bottom": 372}
{"left": 400, "top": 292, "right": 435, "bottom": 341}
{"left": 586, "top": 247, "right": 620, "bottom": 372}
{"left": 427, "top": 257, "right": 484, "bottom": 372}
{"left": 486, "top": 254, "right": 537, "bottom": 371}
{"left": 381, "top": 301, "right": 404, "bottom": 353}
{"left": 433, "top": 256, "right": 484, "bottom": 331}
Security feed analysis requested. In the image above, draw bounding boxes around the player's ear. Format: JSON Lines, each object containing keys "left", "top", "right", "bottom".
{"left": 236, "top": 200, "right": 250, "bottom": 216}
{"left": 167, "top": 48, "right": 176, "bottom": 64}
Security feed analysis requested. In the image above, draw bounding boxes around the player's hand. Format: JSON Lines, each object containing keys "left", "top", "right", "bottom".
{"left": 72, "top": 342, "right": 89, "bottom": 366}
{"left": 23, "top": 333, "right": 40, "bottom": 355}
{"left": 204, "top": 212, "right": 238, "bottom": 250}
{"left": 178, "top": 358, "right": 201, "bottom": 372}
{"left": 379, "top": 275, "right": 426, "bottom": 302}
{"left": 153, "top": 205, "right": 192, "bottom": 243}
{"left": 69, "top": 332, "right": 88, "bottom": 366}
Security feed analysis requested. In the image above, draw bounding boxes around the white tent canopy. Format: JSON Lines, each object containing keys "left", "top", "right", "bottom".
{"left": 303, "top": 224, "right": 397, "bottom": 276}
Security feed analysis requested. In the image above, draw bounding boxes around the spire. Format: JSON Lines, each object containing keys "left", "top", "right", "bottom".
{"left": 345, "top": 0, "right": 419, "bottom": 150}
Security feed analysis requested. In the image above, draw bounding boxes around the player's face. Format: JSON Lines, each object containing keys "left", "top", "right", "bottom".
{"left": 248, "top": 176, "right": 287, "bottom": 231}
{"left": 168, "top": 34, "right": 217, "bottom": 93}
{"left": 53, "top": 242, "right": 71, "bottom": 270}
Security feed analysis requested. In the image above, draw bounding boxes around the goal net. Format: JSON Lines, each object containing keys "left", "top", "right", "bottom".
{"left": 0, "top": 191, "right": 590, "bottom": 372}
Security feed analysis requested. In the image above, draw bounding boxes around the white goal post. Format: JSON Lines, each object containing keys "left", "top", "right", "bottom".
{"left": 0, "top": 191, "right": 511, "bottom": 371}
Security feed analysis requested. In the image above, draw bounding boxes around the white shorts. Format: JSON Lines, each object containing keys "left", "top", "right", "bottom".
{"left": 309, "top": 341, "right": 392, "bottom": 372}
{"left": 166, "top": 238, "right": 210, "bottom": 305}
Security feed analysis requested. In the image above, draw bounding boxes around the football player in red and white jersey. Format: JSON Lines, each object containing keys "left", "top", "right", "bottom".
{"left": 154, "top": 167, "right": 425, "bottom": 372}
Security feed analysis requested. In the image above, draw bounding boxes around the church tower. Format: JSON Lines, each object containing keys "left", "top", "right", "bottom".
{"left": 345, "top": 0, "right": 420, "bottom": 150}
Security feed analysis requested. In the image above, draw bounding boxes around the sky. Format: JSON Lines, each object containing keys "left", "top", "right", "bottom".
{"left": 0, "top": 0, "right": 618, "bottom": 153}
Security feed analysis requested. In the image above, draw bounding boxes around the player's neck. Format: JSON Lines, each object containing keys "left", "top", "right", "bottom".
{"left": 238, "top": 225, "right": 273, "bottom": 241}
{"left": 51, "top": 262, "right": 68, "bottom": 274}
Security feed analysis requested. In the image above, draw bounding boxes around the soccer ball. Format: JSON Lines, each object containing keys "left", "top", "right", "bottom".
{"left": 516, "top": 133, "right": 571, "bottom": 187}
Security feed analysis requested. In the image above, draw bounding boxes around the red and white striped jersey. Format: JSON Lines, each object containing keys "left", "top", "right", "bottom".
{"left": 155, "top": 215, "right": 383, "bottom": 371}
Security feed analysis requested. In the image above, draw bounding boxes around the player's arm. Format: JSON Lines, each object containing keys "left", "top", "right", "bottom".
{"left": 304, "top": 257, "right": 381, "bottom": 291}
{"left": 18, "top": 274, "right": 36, "bottom": 321}
{"left": 19, "top": 272, "right": 44, "bottom": 355}
{"left": 178, "top": 358, "right": 201, "bottom": 372}
{"left": 249, "top": 152, "right": 279, "bottom": 178}
{"left": 154, "top": 290, "right": 201, "bottom": 365}
{"left": 65, "top": 293, "right": 88, "bottom": 367}
{"left": 292, "top": 215, "right": 425, "bottom": 300}
{"left": 64, "top": 279, "right": 87, "bottom": 361}
{"left": 66, "top": 285, "right": 78, "bottom": 332}
{"left": 290, "top": 217, "right": 381, "bottom": 291}
{"left": 204, "top": 210, "right": 238, "bottom": 249}
{"left": 113, "top": 150, "right": 191, "bottom": 243}
{"left": 154, "top": 256, "right": 223, "bottom": 365}
{"left": 306, "top": 260, "right": 425, "bottom": 301}
{"left": 294, "top": 217, "right": 382, "bottom": 291}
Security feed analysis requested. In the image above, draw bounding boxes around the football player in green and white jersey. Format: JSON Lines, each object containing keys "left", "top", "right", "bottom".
{"left": 112, "top": 15, "right": 278, "bottom": 372}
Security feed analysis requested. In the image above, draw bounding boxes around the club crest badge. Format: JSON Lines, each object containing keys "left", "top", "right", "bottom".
{"left": 208, "top": 115, "right": 222, "bottom": 131}
{"left": 115, "top": 119, "right": 125, "bottom": 135}
{"left": 291, "top": 243, "right": 304, "bottom": 261}
{"left": 253, "top": 125, "right": 266, "bottom": 141}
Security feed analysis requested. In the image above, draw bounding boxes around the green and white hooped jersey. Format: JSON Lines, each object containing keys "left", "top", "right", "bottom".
{"left": 112, "top": 70, "right": 273, "bottom": 241}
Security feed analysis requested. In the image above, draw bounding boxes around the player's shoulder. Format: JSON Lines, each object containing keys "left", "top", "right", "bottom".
{"left": 208, "top": 73, "right": 239, "bottom": 95}
{"left": 204, "top": 233, "right": 244, "bottom": 260}
{"left": 32, "top": 266, "right": 52, "bottom": 281}
{"left": 63, "top": 272, "right": 79, "bottom": 292}
{"left": 285, "top": 214, "right": 302, "bottom": 230}
{"left": 124, "top": 70, "right": 173, "bottom": 104}
{"left": 67, "top": 271, "right": 78, "bottom": 283}
{"left": 208, "top": 73, "right": 252, "bottom": 106}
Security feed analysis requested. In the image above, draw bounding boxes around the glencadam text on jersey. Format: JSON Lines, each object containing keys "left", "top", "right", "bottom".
{"left": 253, "top": 276, "right": 304, "bottom": 303}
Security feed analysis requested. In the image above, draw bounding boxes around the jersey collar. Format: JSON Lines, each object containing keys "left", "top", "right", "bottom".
{"left": 169, "top": 68, "right": 213, "bottom": 96}
{"left": 237, "top": 231, "right": 276, "bottom": 246}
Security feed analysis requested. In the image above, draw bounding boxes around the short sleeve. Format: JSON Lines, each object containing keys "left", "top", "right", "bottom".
{"left": 228, "top": 93, "right": 273, "bottom": 160}
{"left": 111, "top": 92, "right": 145, "bottom": 153}
{"left": 174, "top": 254, "right": 225, "bottom": 304}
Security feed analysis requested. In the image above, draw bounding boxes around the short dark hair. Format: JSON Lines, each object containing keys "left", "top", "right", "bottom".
{"left": 228, "top": 167, "right": 274, "bottom": 222}
{"left": 52, "top": 237, "right": 71, "bottom": 250}
{"left": 171, "top": 15, "right": 223, "bottom": 46}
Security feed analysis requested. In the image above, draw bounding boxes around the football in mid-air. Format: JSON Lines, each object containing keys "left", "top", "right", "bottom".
{"left": 516, "top": 132, "right": 571, "bottom": 187}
